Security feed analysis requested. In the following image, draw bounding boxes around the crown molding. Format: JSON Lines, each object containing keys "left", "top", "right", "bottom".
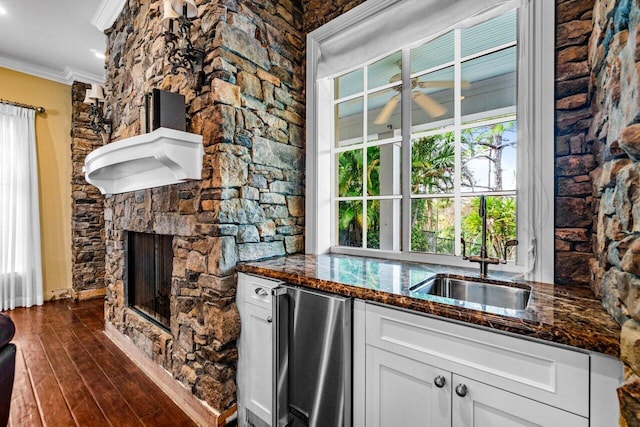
{"left": 63, "top": 66, "right": 105, "bottom": 86}
{"left": 0, "top": 55, "right": 68, "bottom": 84}
{"left": 0, "top": 55, "right": 104, "bottom": 85}
{"left": 91, "top": 0, "right": 127, "bottom": 32}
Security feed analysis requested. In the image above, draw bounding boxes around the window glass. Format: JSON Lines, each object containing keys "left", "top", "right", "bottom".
{"left": 411, "top": 31, "right": 455, "bottom": 74}
{"left": 368, "top": 86, "right": 402, "bottom": 140}
{"left": 461, "top": 47, "right": 516, "bottom": 118}
{"left": 368, "top": 51, "right": 402, "bottom": 89}
{"left": 368, "top": 143, "right": 402, "bottom": 196}
{"left": 367, "top": 199, "right": 403, "bottom": 251}
{"left": 412, "top": 66, "right": 455, "bottom": 129}
{"left": 337, "top": 150, "right": 363, "bottom": 197}
{"left": 461, "top": 121, "right": 517, "bottom": 193}
{"left": 461, "top": 9, "right": 517, "bottom": 58}
{"left": 335, "top": 97, "right": 363, "bottom": 146}
{"left": 335, "top": 68, "right": 364, "bottom": 99}
{"left": 410, "top": 197, "right": 455, "bottom": 254}
{"left": 367, "top": 200, "right": 381, "bottom": 249}
{"left": 411, "top": 133, "right": 455, "bottom": 195}
{"left": 461, "top": 195, "right": 517, "bottom": 260}
{"left": 338, "top": 200, "right": 363, "bottom": 247}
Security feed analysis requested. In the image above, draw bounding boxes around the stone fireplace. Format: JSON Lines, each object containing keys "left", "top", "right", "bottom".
{"left": 101, "top": 0, "right": 305, "bottom": 421}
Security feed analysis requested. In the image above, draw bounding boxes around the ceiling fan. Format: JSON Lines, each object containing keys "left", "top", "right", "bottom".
{"left": 374, "top": 71, "right": 471, "bottom": 124}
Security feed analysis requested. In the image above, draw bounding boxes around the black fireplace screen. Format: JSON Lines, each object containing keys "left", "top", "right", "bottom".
{"left": 126, "top": 232, "right": 173, "bottom": 329}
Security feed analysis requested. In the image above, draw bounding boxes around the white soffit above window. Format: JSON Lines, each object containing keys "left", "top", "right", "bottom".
{"left": 312, "top": 0, "right": 519, "bottom": 79}
{"left": 83, "top": 128, "right": 204, "bottom": 195}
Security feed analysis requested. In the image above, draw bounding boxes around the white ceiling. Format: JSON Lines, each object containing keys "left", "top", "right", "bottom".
{"left": 0, "top": 0, "right": 111, "bottom": 85}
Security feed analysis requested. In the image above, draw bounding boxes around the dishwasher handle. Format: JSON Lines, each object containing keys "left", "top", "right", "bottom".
{"left": 273, "top": 288, "right": 289, "bottom": 427}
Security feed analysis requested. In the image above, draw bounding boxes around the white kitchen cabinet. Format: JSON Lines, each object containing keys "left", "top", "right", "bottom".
{"left": 239, "top": 302, "right": 273, "bottom": 424}
{"left": 363, "top": 346, "right": 588, "bottom": 427}
{"left": 236, "top": 274, "right": 622, "bottom": 427}
{"left": 354, "top": 300, "right": 621, "bottom": 427}
{"left": 365, "top": 346, "right": 451, "bottom": 427}
{"left": 236, "top": 273, "right": 282, "bottom": 427}
{"left": 451, "top": 375, "right": 587, "bottom": 427}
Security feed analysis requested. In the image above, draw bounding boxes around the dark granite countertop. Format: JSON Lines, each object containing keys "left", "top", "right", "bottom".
{"left": 237, "top": 253, "right": 621, "bottom": 357}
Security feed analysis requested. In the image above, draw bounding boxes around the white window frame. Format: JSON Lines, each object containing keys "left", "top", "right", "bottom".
{"left": 306, "top": 0, "right": 555, "bottom": 283}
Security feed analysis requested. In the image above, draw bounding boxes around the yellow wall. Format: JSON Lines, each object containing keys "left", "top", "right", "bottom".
{"left": 0, "top": 67, "right": 72, "bottom": 300}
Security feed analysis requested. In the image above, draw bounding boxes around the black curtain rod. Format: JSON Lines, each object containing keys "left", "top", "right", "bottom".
{"left": 0, "top": 98, "right": 45, "bottom": 113}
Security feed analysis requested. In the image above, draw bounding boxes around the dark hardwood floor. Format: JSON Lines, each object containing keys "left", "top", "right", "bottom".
{"left": 4, "top": 298, "right": 197, "bottom": 427}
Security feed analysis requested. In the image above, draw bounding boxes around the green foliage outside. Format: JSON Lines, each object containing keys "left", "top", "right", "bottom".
{"left": 338, "top": 149, "right": 363, "bottom": 246}
{"left": 462, "top": 196, "right": 517, "bottom": 260}
{"left": 337, "top": 121, "right": 517, "bottom": 258}
{"left": 410, "top": 133, "right": 456, "bottom": 253}
{"left": 337, "top": 148, "right": 382, "bottom": 248}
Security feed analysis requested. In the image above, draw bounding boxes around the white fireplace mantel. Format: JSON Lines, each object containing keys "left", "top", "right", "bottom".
{"left": 83, "top": 127, "right": 204, "bottom": 195}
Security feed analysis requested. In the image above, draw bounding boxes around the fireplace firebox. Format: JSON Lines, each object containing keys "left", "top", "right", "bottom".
{"left": 126, "top": 232, "right": 173, "bottom": 329}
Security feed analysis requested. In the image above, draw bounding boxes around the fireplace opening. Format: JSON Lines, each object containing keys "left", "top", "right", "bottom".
{"left": 126, "top": 232, "right": 173, "bottom": 330}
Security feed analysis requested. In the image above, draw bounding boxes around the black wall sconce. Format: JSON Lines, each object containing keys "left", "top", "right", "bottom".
{"left": 162, "top": 0, "right": 204, "bottom": 89}
{"left": 83, "top": 84, "right": 111, "bottom": 136}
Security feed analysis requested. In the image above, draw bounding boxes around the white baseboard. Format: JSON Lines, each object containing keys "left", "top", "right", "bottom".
{"left": 104, "top": 321, "right": 227, "bottom": 426}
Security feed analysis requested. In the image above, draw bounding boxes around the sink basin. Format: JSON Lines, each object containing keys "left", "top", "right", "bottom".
{"left": 410, "top": 274, "right": 532, "bottom": 311}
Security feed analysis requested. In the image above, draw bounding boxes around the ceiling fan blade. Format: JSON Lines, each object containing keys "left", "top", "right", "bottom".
{"left": 374, "top": 95, "right": 400, "bottom": 125}
{"left": 413, "top": 92, "right": 447, "bottom": 118}
{"left": 419, "top": 80, "right": 471, "bottom": 89}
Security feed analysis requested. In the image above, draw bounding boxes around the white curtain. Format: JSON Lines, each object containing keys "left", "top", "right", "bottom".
{"left": 0, "top": 104, "right": 43, "bottom": 310}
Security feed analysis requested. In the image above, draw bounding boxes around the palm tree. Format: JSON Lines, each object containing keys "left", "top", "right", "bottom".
{"left": 411, "top": 134, "right": 456, "bottom": 252}
{"left": 411, "top": 133, "right": 455, "bottom": 194}
{"left": 337, "top": 150, "right": 363, "bottom": 197}
{"left": 337, "top": 148, "right": 383, "bottom": 248}
{"left": 337, "top": 150, "right": 363, "bottom": 246}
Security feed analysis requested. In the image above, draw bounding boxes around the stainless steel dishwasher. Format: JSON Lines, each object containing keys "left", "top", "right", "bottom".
{"left": 273, "top": 285, "right": 352, "bottom": 427}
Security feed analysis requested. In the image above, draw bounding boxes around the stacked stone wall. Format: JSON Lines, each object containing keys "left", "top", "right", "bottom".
{"left": 588, "top": 0, "right": 640, "bottom": 422}
{"left": 301, "top": 0, "right": 365, "bottom": 33}
{"left": 103, "top": 0, "right": 304, "bottom": 412}
{"left": 555, "top": 0, "right": 597, "bottom": 286}
{"left": 70, "top": 81, "right": 106, "bottom": 296}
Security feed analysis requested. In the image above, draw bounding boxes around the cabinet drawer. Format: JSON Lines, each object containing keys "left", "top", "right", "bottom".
{"left": 240, "top": 273, "right": 282, "bottom": 309}
{"left": 365, "top": 303, "right": 590, "bottom": 417}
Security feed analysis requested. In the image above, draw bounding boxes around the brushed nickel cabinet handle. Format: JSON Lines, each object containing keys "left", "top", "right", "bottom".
{"left": 434, "top": 375, "right": 446, "bottom": 388}
{"left": 455, "top": 383, "right": 468, "bottom": 397}
{"left": 254, "top": 287, "right": 268, "bottom": 297}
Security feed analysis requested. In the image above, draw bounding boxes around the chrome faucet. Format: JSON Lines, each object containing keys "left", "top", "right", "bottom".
{"left": 460, "top": 195, "right": 518, "bottom": 278}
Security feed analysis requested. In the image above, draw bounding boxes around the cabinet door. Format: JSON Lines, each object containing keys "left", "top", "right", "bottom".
{"left": 240, "top": 301, "right": 273, "bottom": 424}
{"left": 366, "top": 345, "right": 451, "bottom": 427}
{"left": 452, "top": 376, "right": 588, "bottom": 427}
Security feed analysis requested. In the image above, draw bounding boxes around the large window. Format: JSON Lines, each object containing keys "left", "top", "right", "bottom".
{"left": 333, "top": 9, "right": 518, "bottom": 261}
{"left": 308, "top": 0, "right": 555, "bottom": 281}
